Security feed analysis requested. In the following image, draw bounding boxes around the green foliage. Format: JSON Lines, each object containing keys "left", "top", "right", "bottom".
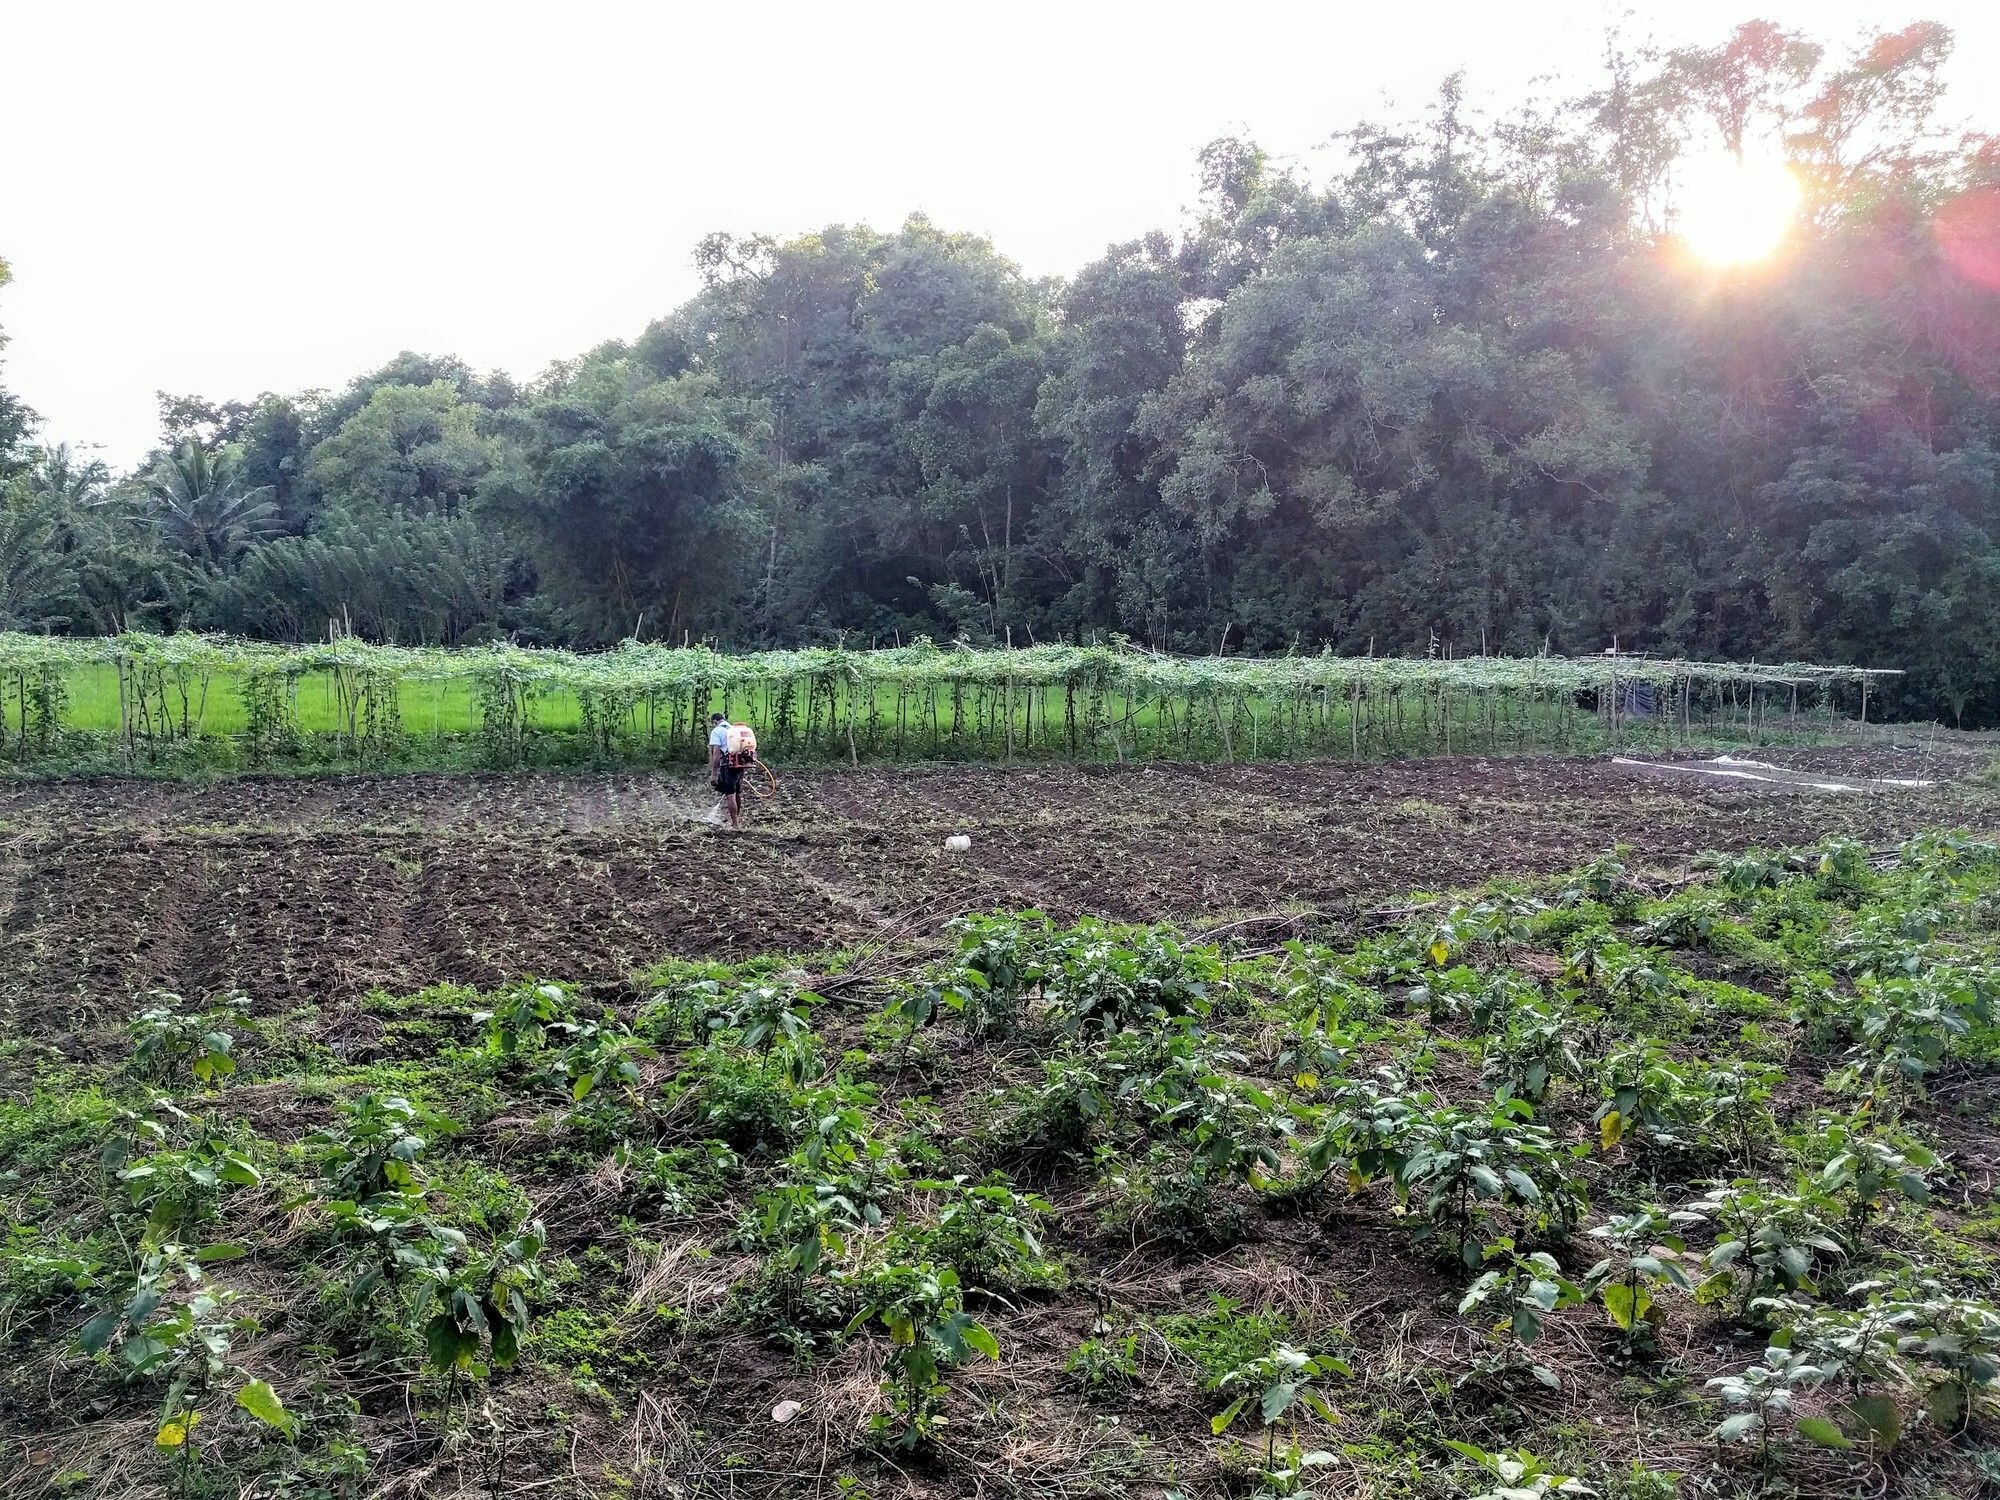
{"left": 1706, "top": 1339, "right": 1834, "bottom": 1456}
{"left": 539, "top": 1014, "right": 655, "bottom": 1107}
{"left": 16, "top": 816, "right": 2000, "bottom": 1495}
{"left": 1584, "top": 1208, "right": 1695, "bottom": 1358}
{"left": 1480, "top": 1001, "right": 1584, "bottom": 1107}
{"left": 105, "top": 1101, "right": 262, "bottom": 1240}
{"left": 1400, "top": 1101, "right": 1588, "bottom": 1268}
{"left": 715, "top": 981, "right": 816, "bottom": 1055}
{"left": 309, "top": 1092, "right": 432, "bottom": 1205}
{"left": 1808, "top": 1119, "right": 1936, "bottom": 1235}
{"left": 1066, "top": 1330, "right": 1140, "bottom": 1390}
{"left": 419, "top": 1218, "right": 548, "bottom": 1378}
{"left": 1210, "top": 1345, "right": 1349, "bottom": 1488}
{"left": 907, "top": 1174, "right": 1059, "bottom": 1292}
{"left": 1156, "top": 1294, "right": 1292, "bottom": 1387}
{"left": 1458, "top": 1239, "right": 1586, "bottom": 1385}
{"left": 1441, "top": 1441, "right": 1593, "bottom": 1500}
{"left": 844, "top": 1262, "right": 997, "bottom": 1449}
{"left": 128, "top": 994, "right": 248, "bottom": 1086}
{"left": 1677, "top": 1182, "right": 1845, "bottom": 1323}
{"left": 8, "top": 11, "right": 2000, "bottom": 729}
{"left": 473, "top": 981, "right": 571, "bottom": 1059}
{"left": 74, "top": 1243, "right": 295, "bottom": 1478}
{"left": 990, "top": 1050, "right": 1113, "bottom": 1167}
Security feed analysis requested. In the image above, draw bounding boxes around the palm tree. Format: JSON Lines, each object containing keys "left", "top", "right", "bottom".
{"left": 0, "top": 492, "right": 74, "bottom": 629}
{"left": 21, "top": 442, "right": 112, "bottom": 510}
{"left": 144, "top": 441, "right": 278, "bottom": 569}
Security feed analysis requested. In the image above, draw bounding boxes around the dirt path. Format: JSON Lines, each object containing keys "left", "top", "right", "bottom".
{"left": 2, "top": 744, "right": 1994, "bottom": 1038}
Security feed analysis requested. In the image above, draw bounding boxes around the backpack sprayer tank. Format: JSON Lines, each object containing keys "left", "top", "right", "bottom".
{"left": 723, "top": 722, "right": 758, "bottom": 766}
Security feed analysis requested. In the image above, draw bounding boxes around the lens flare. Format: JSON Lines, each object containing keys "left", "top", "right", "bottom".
{"left": 1671, "top": 150, "right": 1802, "bottom": 267}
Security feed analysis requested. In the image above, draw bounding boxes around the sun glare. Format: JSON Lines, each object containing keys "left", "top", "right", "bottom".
{"left": 1671, "top": 150, "right": 1802, "bottom": 267}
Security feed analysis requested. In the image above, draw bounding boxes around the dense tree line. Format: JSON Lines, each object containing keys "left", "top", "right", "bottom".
{"left": 4, "top": 20, "right": 1999, "bottom": 721}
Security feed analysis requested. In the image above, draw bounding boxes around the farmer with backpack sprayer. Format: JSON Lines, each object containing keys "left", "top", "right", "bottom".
{"left": 707, "top": 712, "right": 759, "bottom": 830}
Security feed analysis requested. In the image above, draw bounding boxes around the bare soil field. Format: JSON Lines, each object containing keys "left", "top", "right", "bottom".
{"left": 4, "top": 741, "right": 1999, "bottom": 1500}
{"left": 3, "top": 742, "right": 1992, "bottom": 1037}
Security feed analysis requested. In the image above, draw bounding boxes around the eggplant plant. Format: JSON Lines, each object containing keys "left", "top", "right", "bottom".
{"left": 1898, "top": 1288, "right": 2000, "bottom": 1430}
{"left": 719, "top": 982, "right": 817, "bottom": 1055}
{"left": 1210, "top": 1344, "right": 1349, "bottom": 1490}
{"left": 1441, "top": 1441, "right": 1595, "bottom": 1500}
{"left": 76, "top": 1246, "right": 295, "bottom": 1494}
{"left": 1583, "top": 1207, "right": 1693, "bottom": 1358}
{"left": 310, "top": 1092, "right": 431, "bottom": 1204}
{"left": 1707, "top": 1339, "right": 1844, "bottom": 1460}
{"left": 1480, "top": 1001, "right": 1583, "bottom": 1107}
{"left": 416, "top": 1217, "right": 548, "bottom": 1419}
{"left": 844, "top": 1262, "right": 998, "bottom": 1449}
{"left": 128, "top": 993, "right": 248, "bottom": 1087}
{"left": 1593, "top": 1044, "right": 1698, "bottom": 1155}
{"left": 473, "top": 981, "right": 571, "bottom": 1058}
{"left": 306, "top": 1092, "right": 465, "bottom": 1309}
{"left": 1844, "top": 972, "right": 1979, "bottom": 1111}
{"left": 911, "top": 1174, "right": 1057, "bottom": 1292}
{"left": 1296, "top": 1068, "right": 1430, "bottom": 1201}
{"left": 541, "top": 1014, "right": 656, "bottom": 1106}
{"left": 1676, "top": 1183, "right": 1844, "bottom": 1324}
{"left": 1699, "top": 1061, "right": 1782, "bottom": 1167}
{"left": 106, "top": 1102, "right": 261, "bottom": 1241}
{"left": 1775, "top": 1294, "right": 1917, "bottom": 1452}
{"left": 1458, "top": 1238, "right": 1585, "bottom": 1386}
{"left": 1810, "top": 1121, "right": 1935, "bottom": 1237}
{"left": 1400, "top": 1100, "right": 1587, "bottom": 1268}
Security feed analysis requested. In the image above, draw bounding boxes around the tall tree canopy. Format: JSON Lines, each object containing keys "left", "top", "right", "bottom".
{"left": 0, "top": 254, "right": 36, "bottom": 480}
{"left": 10, "top": 20, "right": 2000, "bottom": 721}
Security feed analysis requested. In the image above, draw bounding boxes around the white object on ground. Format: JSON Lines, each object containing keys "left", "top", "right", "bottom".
{"left": 945, "top": 834, "right": 972, "bottom": 853}
{"left": 1612, "top": 757, "right": 1857, "bottom": 791}
{"left": 772, "top": 1399, "right": 802, "bottom": 1424}
{"left": 1611, "top": 756, "right": 1931, "bottom": 792}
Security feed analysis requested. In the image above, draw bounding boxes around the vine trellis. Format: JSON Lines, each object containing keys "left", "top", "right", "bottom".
{"left": 0, "top": 632, "right": 1901, "bottom": 770}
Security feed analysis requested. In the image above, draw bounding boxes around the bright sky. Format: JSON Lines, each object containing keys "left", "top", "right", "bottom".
{"left": 5, "top": 0, "right": 1995, "bottom": 468}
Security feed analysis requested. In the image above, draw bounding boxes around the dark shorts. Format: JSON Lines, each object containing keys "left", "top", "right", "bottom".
{"left": 713, "top": 765, "right": 743, "bottom": 795}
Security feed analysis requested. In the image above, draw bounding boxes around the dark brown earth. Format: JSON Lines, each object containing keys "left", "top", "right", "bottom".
{"left": 3, "top": 740, "right": 1997, "bottom": 1499}
{"left": 3, "top": 739, "right": 1993, "bottom": 1040}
